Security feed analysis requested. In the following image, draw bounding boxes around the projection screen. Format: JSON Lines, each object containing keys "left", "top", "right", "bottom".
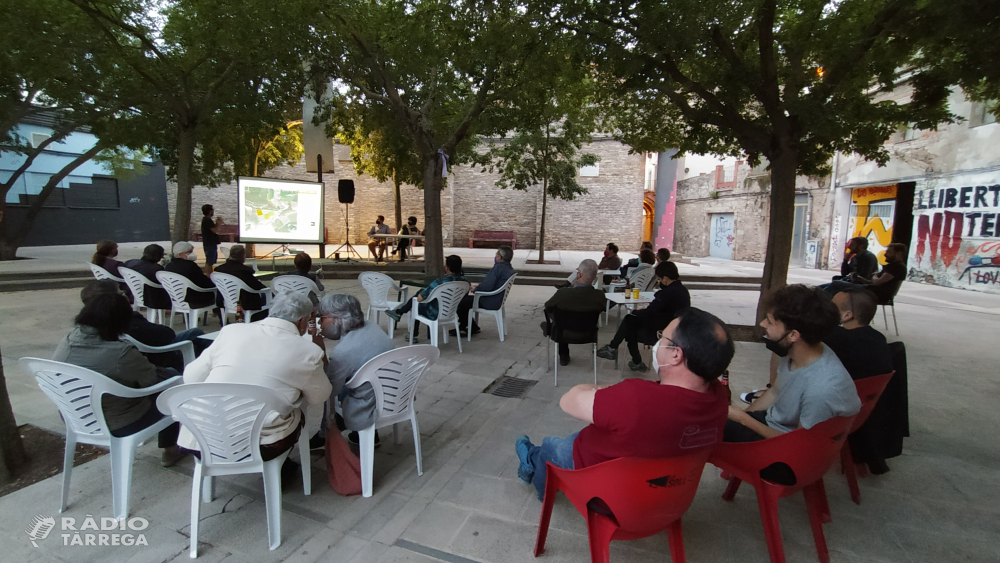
{"left": 237, "top": 176, "right": 325, "bottom": 244}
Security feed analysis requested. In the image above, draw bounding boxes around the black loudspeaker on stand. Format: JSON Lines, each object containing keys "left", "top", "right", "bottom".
{"left": 332, "top": 179, "right": 362, "bottom": 261}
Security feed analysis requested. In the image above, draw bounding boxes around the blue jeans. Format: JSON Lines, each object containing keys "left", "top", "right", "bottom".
{"left": 528, "top": 431, "right": 578, "bottom": 500}
{"left": 820, "top": 280, "right": 860, "bottom": 296}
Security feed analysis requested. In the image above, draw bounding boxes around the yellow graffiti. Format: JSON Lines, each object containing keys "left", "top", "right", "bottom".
{"left": 850, "top": 184, "right": 897, "bottom": 265}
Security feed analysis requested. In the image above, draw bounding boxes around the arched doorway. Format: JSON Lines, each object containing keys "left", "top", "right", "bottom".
{"left": 642, "top": 195, "right": 655, "bottom": 243}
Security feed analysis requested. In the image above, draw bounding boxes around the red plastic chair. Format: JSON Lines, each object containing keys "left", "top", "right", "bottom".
{"left": 709, "top": 416, "right": 856, "bottom": 563}
{"left": 843, "top": 372, "right": 895, "bottom": 504}
{"left": 534, "top": 450, "right": 712, "bottom": 563}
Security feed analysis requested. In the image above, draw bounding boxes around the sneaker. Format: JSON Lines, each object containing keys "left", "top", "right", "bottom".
{"left": 628, "top": 360, "right": 649, "bottom": 372}
{"left": 386, "top": 309, "right": 402, "bottom": 323}
{"left": 515, "top": 436, "right": 535, "bottom": 484}
{"left": 740, "top": 387, "right": 769, "bottom": 404}
{"left": 309, "top": 432, "right": 325, "bottom": 450}
{"left": 448, "top": 328, "right": 469, "bottom": 337}
{"left": 160, "top": 446, "right": 188, "bottom": 468}
{"left": 408, "top": 334, "right": 420, "bottom": 344}
{"left": 470, "top": 325, "right": 481, "bottom": 335}
{"left": 596, "top": 345, "right": 618, "bottom": 361}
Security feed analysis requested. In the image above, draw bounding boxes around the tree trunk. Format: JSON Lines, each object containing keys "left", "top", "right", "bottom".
{"left": 0, "top": 342, "right": 28, "bottom": 484}
{"left": 539, "top": 178, "right": 548, "bottom": 262}
{"left": 756, "top": 147, "right": 799, "bottom": 323}
{"left": 393, "top": 169, "right": 402, "bottom": 233}
{"left": 422, "top": 153, "right": 445, "bottom": 277}
{"left": 171, "top": 127, "right": 198, "bottom": 245}
{"left": 0, "top": 143, "right": 104, "bottom": 260}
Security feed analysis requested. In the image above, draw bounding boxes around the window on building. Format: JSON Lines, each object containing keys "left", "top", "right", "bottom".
{"left": 899, "top": 123, "right": 919, "bottom": 142}
{"left": 970, "top": 100, "right": 998, "bottom": 127}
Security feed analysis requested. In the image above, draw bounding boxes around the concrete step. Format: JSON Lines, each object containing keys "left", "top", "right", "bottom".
{"left": 0, "top": 277, "right": 95, "bottom": 293}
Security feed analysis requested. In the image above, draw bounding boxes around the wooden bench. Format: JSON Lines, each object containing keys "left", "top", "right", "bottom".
{"left": 193, "top": 224, "right": 239, "bottom": 243}
{"left": 468, "top": 230, "right": 517, "bottom": 249}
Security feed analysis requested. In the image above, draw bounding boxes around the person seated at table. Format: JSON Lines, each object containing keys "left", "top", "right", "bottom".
{"left": 179, "top": 291, "right": 332, "bottom": 481}
{"left": 367, "top": 215, "right": 391, "bottom": 262}
{"left": 656, "top": 247, "right": 671, "bottom": 264}
{"left": 725, "top": 285, "right": 860, "bottom": 484}
{"left": 165, "top": 241, "right": 220, "bottom": 321}
{"left": 123, "top": 244, "right": 171, "bottom": 311}
{"left": 619, "top": 241, "right": 654, "bottom": 277}
{"left": 394, "top": 216, "right": 420, "bottom": 261}
{"left": 274, "top": 252, "right": 325, "bottom": 305}
{"left": 597, "top": 242, "right": 622, "bottom": 286}
{"left": 821, "top": 243, "right": 908, "bottom": 304}
{"left": 385, "top": 255, "right": 469, "bottom": 342}
{"left": 452, "top": 245, "right": 516, "bottom": 337}
{"left": 53, "top": 290, "right": 187, "bottom": 467}
{"left": 540, "top": 259, "right": 607, "bottom": 366}
{"left": 310, "top": 293, "right": 394, "bottom": 449}
{"left": 596, "top": 261, "right": 690, "bottom": 372}
{"left": 516, "top": 307, "right": 734, "bottom": 501}
{"left": 625, "top": 248, "right": 656, "bottom": 285}
{"left": 81, "top": 280, "right": 208, "bottom": 372}
{"left": 833, "top": 237, "right": 879, "bottom": 282}
{"left": 213, "top": 244, "right": 268, "bottom": 320}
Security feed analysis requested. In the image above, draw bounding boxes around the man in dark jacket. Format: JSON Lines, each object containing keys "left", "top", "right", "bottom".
{"left": 835, "top": 237, "right": 879, "bottom": 282}
{"left": 454, "top": 245, "right": 516, "bottom": 336}
{"left": 123, "top": 244, "right": 171, "bottom": 311}
{"left": 597, "top": 261, "right": 691, "bottom": 371}
{"left": 213, "top": 244, "right": 268, "bottom": 319}
{"left": 541, "top": 259, "right": 607, "bottom": 365}
{"left": 165, "top": 241, "right": 218, "bottom": 311}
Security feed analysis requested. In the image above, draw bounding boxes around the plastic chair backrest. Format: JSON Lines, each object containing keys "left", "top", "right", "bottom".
{"left": 709, "top": 415, "right": 855, "bottom": 493}
{"left": 553, "top": 450, "right": 712, "bottom": 536}
{"left": 271, "top": 275, "right": 319, "bottom": 298}
{"left": 631, "top": 268, "right": 657, "bottom": 292}
{"left": 156, "top": 383, "right": 292, "bottom": 473}
{"left": 210, "top": 272, "right": 256, "bottom": 312}
{"left": 851, "top": 372, "right": 895, "bottom": 433}
{"left": 119, "top": 267, "right": 161, "bottom": 305}
{"left": 550, "top": 308, "right": 602, "bottom": 345}
{"left": 19, "top": 358, "right": 138, "bottom": 442}
{"left": 359, "top": 272, "right": 397, "bottom": 308}
{"left": 156, "top": 271, "right": 202, "bottom": 312}
{"left": 90, "top": 263, "right": 124, "bottom": 283}
{"left": 423, "top": 281, "right": 469, "bottom": 322}
{"left": 497, "top": 274, "right": 518, "bottom": 308}
{"left": 347, "top": 346, "right": 440, "bottom": 423}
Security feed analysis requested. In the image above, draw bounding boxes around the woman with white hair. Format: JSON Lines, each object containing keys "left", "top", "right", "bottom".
{"left": 164, "top": 241, "right": 218, "bottom": 310}
{"left": 310, "top": 293, "right": 394, "bottom": 448}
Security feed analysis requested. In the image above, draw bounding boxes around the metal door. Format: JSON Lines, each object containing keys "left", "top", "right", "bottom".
{"left": 709, "top": 213, "right": 735, "bottom": 259}
{"left": 791, "top": 194, "right": 810, "bottom": 264}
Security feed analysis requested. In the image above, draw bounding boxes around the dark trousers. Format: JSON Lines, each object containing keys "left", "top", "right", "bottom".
{"left": 723, "top": 410, "right": 796, "bottom": 485}
{"left": 456, "top": 296, "right": 481, "bottom": 330}
{"left": 608, "top": 315, "right": 643, "bottom": 364}
{"left": 111, "top": 401, "right": 179, "bottom": 449}
{"left": 394, "top": 300, "right": 430, "bottom": 337}
{"left": 398, "top": 243, "right": 409, "bottom": 261}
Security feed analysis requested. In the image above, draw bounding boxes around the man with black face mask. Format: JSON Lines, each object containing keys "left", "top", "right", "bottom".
{"left": 724, "top": 285, "right": 860, "bottom": 454}
{"left": 310, "top": 293, "right": 394, "bottom": 449}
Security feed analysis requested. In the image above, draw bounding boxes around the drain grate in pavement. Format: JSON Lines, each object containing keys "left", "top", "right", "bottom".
{"left": 483, "top": 376, "right": 537, "bottom": 398}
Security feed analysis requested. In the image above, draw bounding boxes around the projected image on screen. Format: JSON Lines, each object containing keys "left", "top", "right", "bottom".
{"left": 237, "top": 177, "right": 324, "bottom": 244}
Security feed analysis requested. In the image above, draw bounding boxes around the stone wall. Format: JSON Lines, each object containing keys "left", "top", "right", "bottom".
{"left": 166, "top": 137, "right": 644, "bottom": 253}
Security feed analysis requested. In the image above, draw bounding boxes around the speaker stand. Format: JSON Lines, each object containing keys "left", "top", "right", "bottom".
{"left": 332, "top": 202, "right": 363, "bottom": 262}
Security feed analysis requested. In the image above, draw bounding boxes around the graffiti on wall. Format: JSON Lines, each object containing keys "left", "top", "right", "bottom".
{"left": 911, "top": 174, "right": 1000, "bottom": 293}
{"left": 848, "top": 185, "right": 896, "bottom": 264}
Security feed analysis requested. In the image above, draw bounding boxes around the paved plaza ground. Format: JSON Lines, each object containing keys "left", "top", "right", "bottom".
{"left": 1, "top": 244, "right": 998, "bottom": 562}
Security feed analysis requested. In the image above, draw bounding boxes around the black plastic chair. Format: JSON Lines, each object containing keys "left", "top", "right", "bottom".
{"left": 545, "top": 308, "right": 602, "bottom": 386}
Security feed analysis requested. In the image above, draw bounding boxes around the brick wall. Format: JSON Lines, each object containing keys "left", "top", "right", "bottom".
{"left": 166, "top": 137, "right": 644, "bottom": 252}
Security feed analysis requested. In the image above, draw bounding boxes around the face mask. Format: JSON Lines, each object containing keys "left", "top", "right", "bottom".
{"left": 187, "top": 253, "right": 198, "bottom": 261}
{"left": 651, "top": 340, "right": 662, "bottom": 374}
{"left": 604, "top": 249, "right": 611, "bottom": 257}
{"left": 321, "top": 320, "right": 342, "bottom": 340}
{"left": 763, "top": 331, "right": 792, "bottom": 357}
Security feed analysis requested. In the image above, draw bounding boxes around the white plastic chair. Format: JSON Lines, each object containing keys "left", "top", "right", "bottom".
{"left": 90, "top": 262, "right": 125, "bottom": 283}
{"left": 345, "top": 346, "right": 440, "bottom": 497}
{"left": 121, "top": 334, "right": 196, "bottom": 366}
{"left": 407, "top": 281, "right": 470, "bottom": 352}
{"left": 211, "top": 272, "right": 270, "bottom": 325}
{"left": 156, "top": 271, "right": 217, "bottom": 330}
{"left": 19, "top": 357, "right": 182, "bottom": 520}
{"left": 467, "top": 274, "right": 517, "bottom": 342}
{"left": 359, "top": 272, "right": 410, "bottom": 338}
{"left": 271, "top": 275, "right": 321, "bottom": 299}
{"left": 156, "top": 383, "right": 296, "bottom": 557}
{"left": 120, "top": 267, "right": 170, "bottom": 324}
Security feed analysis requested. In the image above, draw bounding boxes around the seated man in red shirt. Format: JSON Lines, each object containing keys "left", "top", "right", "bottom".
{"left": 514, "top": 307, "right": 735, "bottom": 500}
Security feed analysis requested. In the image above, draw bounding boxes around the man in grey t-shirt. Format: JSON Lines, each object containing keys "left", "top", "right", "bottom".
{"left": 725, "top": 285, "right": 860, "bottom": 449}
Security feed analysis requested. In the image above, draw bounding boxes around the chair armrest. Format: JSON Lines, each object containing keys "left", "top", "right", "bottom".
{"left": 474, "top": 284, "right": 507, "bottom": 298}
{"left": 189, "top": 285, "right": 217, "bottom": 293}
{"left": 108, "top": 375, "right": 183, "bottom": 399}
{"left": 122, "top": 336, "right": 196, "bottom": 366}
